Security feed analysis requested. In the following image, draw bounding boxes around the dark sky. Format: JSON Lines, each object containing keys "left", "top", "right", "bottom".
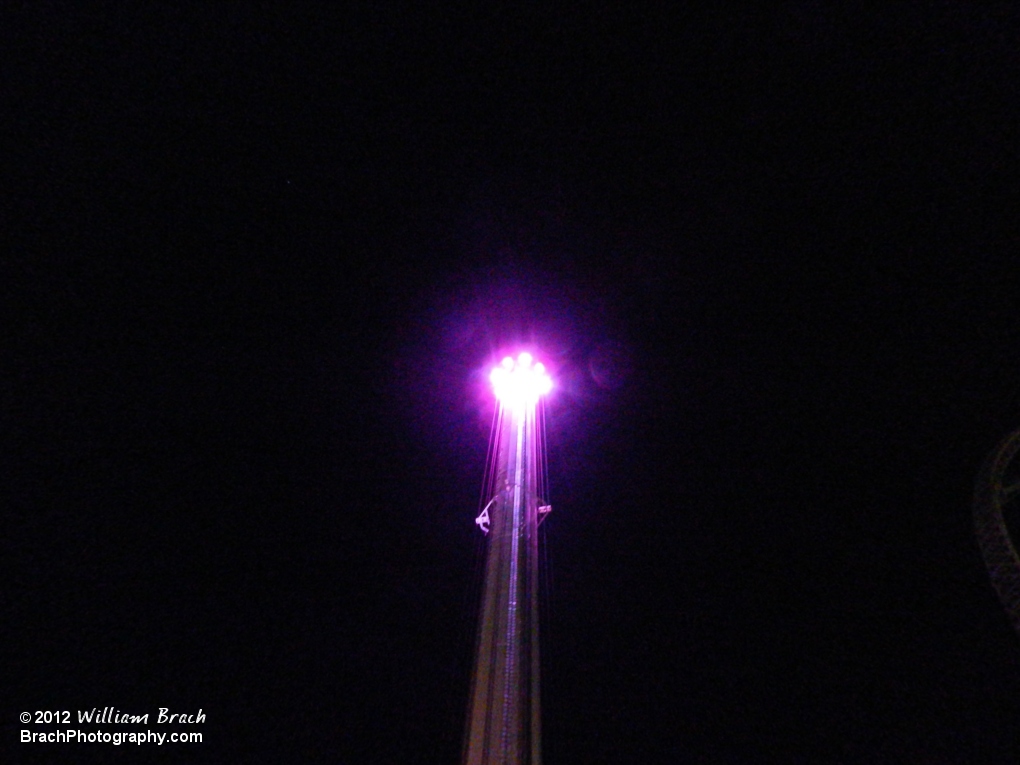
{"left": 7, "top": 4, "right": 1020, "bottom": 763}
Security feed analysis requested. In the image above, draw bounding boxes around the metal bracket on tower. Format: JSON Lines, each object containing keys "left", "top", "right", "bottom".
{"left": 475, "top": 495, "right": 498, "bottom": 535}
{"left": 538, "top": 504, "right": 552, "bottom": 526}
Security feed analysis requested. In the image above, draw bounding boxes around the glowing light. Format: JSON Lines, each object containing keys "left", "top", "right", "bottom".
{"left": 490, "top": 354, "right": 552, "bottom": 405}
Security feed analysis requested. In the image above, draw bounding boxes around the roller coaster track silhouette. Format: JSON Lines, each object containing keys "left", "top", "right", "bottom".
{"left": 975, "top": 427, "right": 1020, "bottom": 637}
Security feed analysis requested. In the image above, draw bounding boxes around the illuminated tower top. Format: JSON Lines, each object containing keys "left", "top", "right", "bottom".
{"left": 489, "top": 353, "right": 552, "bottom": 408}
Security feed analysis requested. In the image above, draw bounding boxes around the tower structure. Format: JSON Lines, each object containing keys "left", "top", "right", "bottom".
{"left": 464, "top": 353, "right": 552, "bottom": 765}
{"left": 974, "top": 426, "right": 1020, "bottom": 637}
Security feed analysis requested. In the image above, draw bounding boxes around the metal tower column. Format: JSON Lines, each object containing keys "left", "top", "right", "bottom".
{"left": 464, "top": 355, "right": 548, "bottom": 765}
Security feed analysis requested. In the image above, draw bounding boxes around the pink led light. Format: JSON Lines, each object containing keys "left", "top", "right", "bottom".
{"left": 490, "top": 354, "right": 552, "bottom": 405}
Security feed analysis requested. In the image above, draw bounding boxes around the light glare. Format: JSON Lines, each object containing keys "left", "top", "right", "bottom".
{"left": 490, "top": 354, "right": 552, "bottom": 405}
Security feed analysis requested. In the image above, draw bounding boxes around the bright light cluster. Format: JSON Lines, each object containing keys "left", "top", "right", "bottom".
{"left": 490, "top": 352, "right": 552, "bottom": 405}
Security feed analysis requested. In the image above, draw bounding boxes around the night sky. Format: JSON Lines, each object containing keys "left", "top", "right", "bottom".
{"left": 8, "top": 4, "right": 1020, "bottom": 762}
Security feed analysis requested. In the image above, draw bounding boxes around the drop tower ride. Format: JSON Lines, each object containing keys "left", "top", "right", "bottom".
{"left": 464, "top": 353, "right": 552, "bottom": 765}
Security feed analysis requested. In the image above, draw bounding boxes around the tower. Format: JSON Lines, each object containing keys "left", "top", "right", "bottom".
{"left": 464, "top": 353, "right": 552, "bottom": 765}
